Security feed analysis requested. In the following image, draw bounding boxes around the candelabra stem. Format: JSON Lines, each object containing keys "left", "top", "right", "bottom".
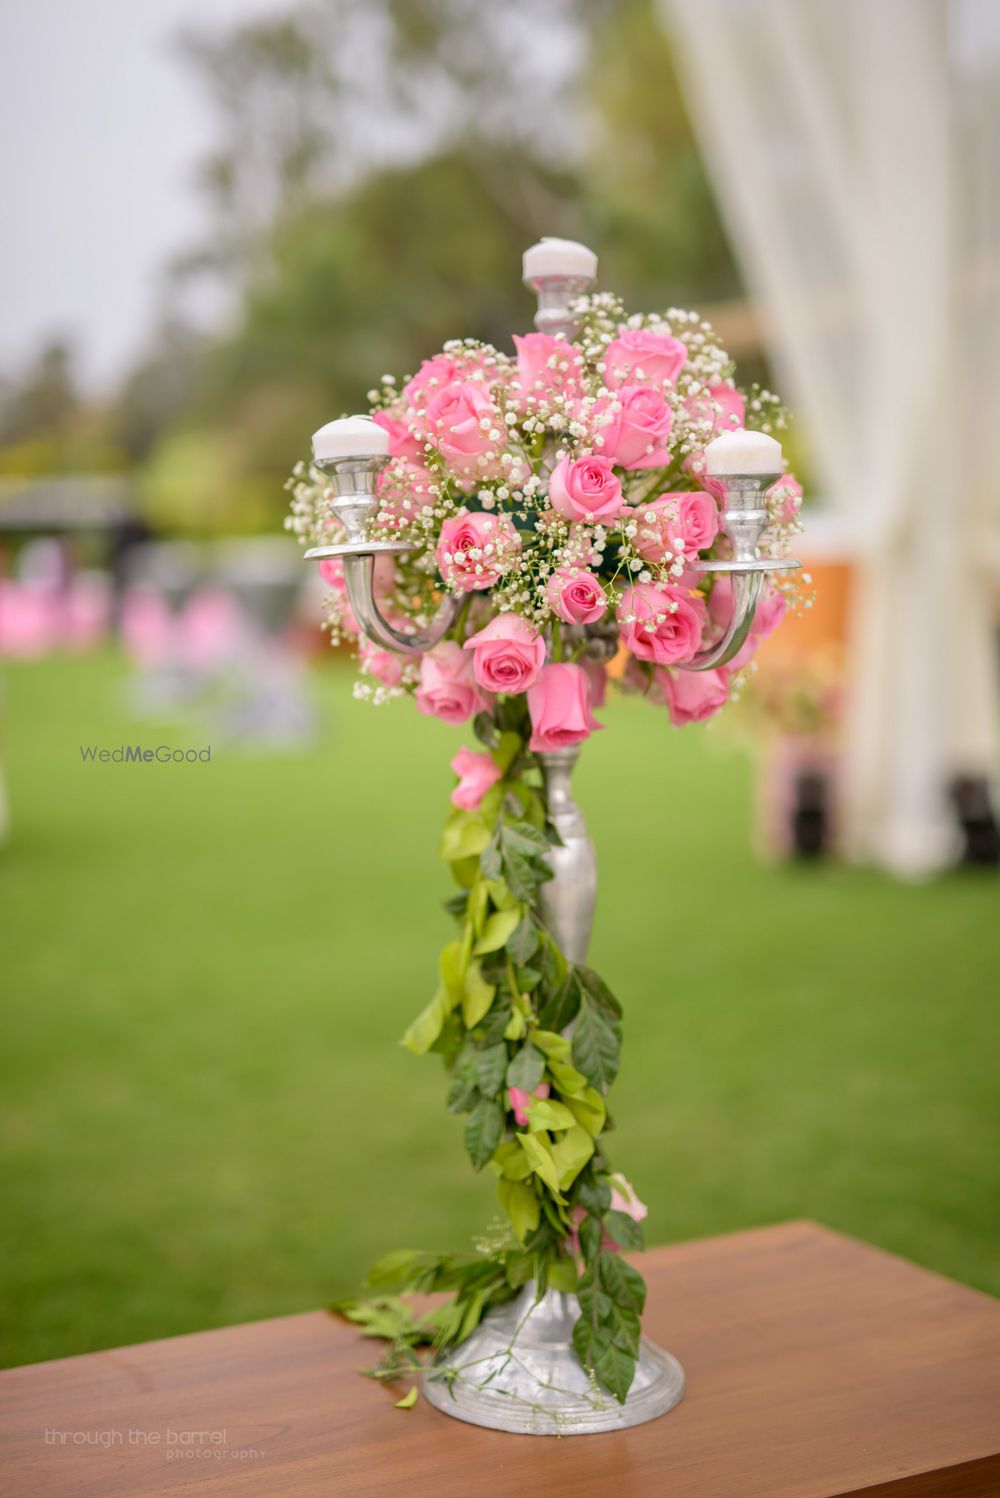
{"left": 537, "top": 748, "right": 597, "bottom": 965}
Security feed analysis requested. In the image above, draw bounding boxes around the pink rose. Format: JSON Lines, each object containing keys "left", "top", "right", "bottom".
{"left": 415, "top": 642, "right": 487, "bottom": 724}
{"left": 769, "top": 473, "right": 803, "bottom": 522}
{"left": 509, "top": 1083, "right": 550, "bottom": 1128}
{"left": 512, "top": 333, "right": 582, "bottom": 409}
{"left": 548, "top": 455, "right": 623, "bottom": 524}
{"left": 437, "top": 509, "right": 520, "bottom": 592}
{"left": 546, "top": 567, "right": 607, "bottom": 625}
{"left": 359, "top": 636, "right": 406, "bottom": 689}
{"left": 658, "top": 666, "right": 729, "bottom": 726}
{"left": 603, "top": 328, "right": 686, "bottom": 390}
{"left": 686, "top": 382, "right": 745, "bottom": 435}
{"left": 426, "top": 380, "right": 503, "bottom": 479}
{"left": 372, "top": 410, "right": 424, "bottom": 462}
{"left": 527, "top": 663, "right": 603, "bottom": 752}
{"left": 402, "top": 352, "right": 465, "bottom": 408}
{"left": 464, "top": 613, "right": 546, "bottom": 695}
{"left": 597, "top": 385, "right": 672, "bottom": 470}
{"left": 617, "top": 582, "right": 706, "bottom": 666}
{"left": 450, "top": 747, "right": 503, "bottom": 811}
{"left": 608, "top": 1173, "right": 648, "bottom": 1223}
{"left": 634, "top": 490, "right": 720, "bottom": 563}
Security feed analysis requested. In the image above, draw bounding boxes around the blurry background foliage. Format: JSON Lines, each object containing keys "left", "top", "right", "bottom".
{"left": 0, "top": 0, "right": 752, "bottom": 533}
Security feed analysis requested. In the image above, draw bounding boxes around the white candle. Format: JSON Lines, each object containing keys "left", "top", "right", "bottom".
{"left": 522, "top": 237, "right": 598, "bottom": 282}
{"left": 312, "top": 414, "right": 389, "bottom": 463}
{"left": 704, "top": 428, "right": 784, "bottom": 476}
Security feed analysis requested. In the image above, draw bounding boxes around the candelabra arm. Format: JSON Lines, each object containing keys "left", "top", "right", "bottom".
{"left": 680, "top": 567, "right": 762, "bottom": 672}
{"left": 341, "top": 552, "right": 461, "bottom": 656}
{"left": 676, "top": 468, "right": 800, "bottom": 673}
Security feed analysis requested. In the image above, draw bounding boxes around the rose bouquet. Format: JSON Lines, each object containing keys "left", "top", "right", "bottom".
{"left": 287, "top": 288, "right": 804, "bottom": 1409}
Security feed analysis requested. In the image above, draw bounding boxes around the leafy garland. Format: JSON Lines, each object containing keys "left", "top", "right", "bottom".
{"left": 339, "top": 694, "right": 647, "bottom": 1406}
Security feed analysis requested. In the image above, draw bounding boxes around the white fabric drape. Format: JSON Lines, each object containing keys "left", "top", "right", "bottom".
{"left": 662, "top": 0, "right": 1000, "bottom": 875}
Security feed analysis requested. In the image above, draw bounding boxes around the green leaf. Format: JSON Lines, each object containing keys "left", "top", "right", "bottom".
{"left": 538, "top": 974, "right": 581, "bottom": 1033}
{"left": 578, "top": 1213, "right": 603, "bottom": 1264}
{"left": 489, "top": 1139, "right": 533, "bottom": 1181}
{"left": 439, "top": 809, "right": 491, "bottom": 862}
{"left": 598, "top": 1252, "right": 647, "bottom": 1315}
{"left": 514, "top": 964, "right": 542, "bottom": 991}
{"left": 516, "top": 1131, "right": 565, "bottom": 1198}
{"left": 503, "top": 821, "right": 551, "bottom": 856}
{"left": 473, "top": 907, "right": 522, "bottom": 955}
{"left": 531, "top": 1030, "right": 571, "bottom": 1062}
{"left": 525, "top": 1098, "right": 577, "bottom": 1133}
{"left": 507, "top": 916, "right": 539, "bottom": 965}
{"left": 547, "top": 1254, "right": 580, "bottom": 1293}
{"left": 479, "top": 835, "right": 502, "bottom": 883}
{"left": 364, "top": 1249, "right": 430, "bottom": 1291}
{"left": 506, "top": 1044, "right": 545, "bottom": 1092}
{"left": 450, "top": 855, "right": 479, "bottom": 889}
{"left": 575, "top": 964, "right": 623, "bottom": 1019}
{"left": 575, "top": 1172, "right": 612, "bottom": 1217}
{"left": 500, "top": 844, "right": 539, "bottom": 902}
{"left": 395, "top": 1386, "right": 419, "bottom": 1409}
{"left": 572, "top": 994, "right": 621, "bottom": 1091}
{"left": 548, "top": 1060, "right": 590, "bottom": 1099}
{"left": 473, "top": 996, "right": 513, "bottom": 1045}
{"left": 476, "top": 1042, "right": 508, "bottom": 1099}
{"left": 464, "top": 1097, "right": 503, "bottom": 1171}
{"left": 402, "top": 987, "right": 450, "bottom": 1055}
{"left": 502, "top": 1007, "right": 526, "bottom": 1041}
{"left": 605, "top": 1209, "right": 644, "bottom": 1251}
{"left": 439, "top": 940, "right": 467, "bottom": 1006}
{"left": 576, "top": 1267, "right": 611, "bottom": 1323}
{"left": 564, "top": 1087, "right": 607, "bottom": 1137}
{"left": 484, "top": 877, "right": 517, "bottom": 911}
{"left": 496, "top": 1178, "right": 540, "bottom": 1243}
{"left": 491, "top": 730, "right": 522, "bottom": 773}
{"left": 571, "top": 1318, "right": 637, "bottom": 1404}
{"left": 461, "top": 961, "right": 496, "bottom": 1028}
{"left": 550, "top": 1124, "right": 595, "bottom": 1189}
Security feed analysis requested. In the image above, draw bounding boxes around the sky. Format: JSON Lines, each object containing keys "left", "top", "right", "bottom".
{"left": 0, "top": 0, "right": 278, "bottom": 394}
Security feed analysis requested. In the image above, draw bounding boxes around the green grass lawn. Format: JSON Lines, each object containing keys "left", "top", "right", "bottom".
{"left": 1, "top": 649, "right": 998, "bottom": 1368}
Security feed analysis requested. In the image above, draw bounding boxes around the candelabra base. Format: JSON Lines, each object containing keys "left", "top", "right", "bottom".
{"left": 421, "top": 1283, "right": 685, "bottom": 1436}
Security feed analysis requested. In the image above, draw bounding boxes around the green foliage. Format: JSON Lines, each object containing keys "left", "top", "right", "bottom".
{"left": 358, "top": 717, "right": 651, "bottom": 1402}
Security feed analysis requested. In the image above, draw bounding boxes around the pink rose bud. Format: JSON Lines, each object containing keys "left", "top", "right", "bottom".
{"left": 617, "top": 582, "right": 706, "bottom": 666}
{"left": 437, "top": 509, "right": 521, "bottom": 593}
{"left": 608, "top": 1173, "right": 649, "bottom": 1223}
{"left": 545, "top": 567, "right": 607, "bottom": 625}
{"left": 509, "top": 1083, "right": 550, "bottom": 1128}
{"left": 463, "top": 613, "right": 546, "bottom": 695}
{"left": 548, "top": 455, "right": 623, "bottom": 524}
{"left": 659, "top": 666, "right": 729, "bottom": 726}
{"left": 596, "top": 385, "right": 672, "bottom": 470}
{"left": 527, "top": 663, "right": 603, "bottom": 752}
{"left": 450, "top": 747, "right": 503, "bottom": 811}
{"left": 752, "top": 586, "right": 787, "bottom": 639}
{"left": 603, "top": 328, "right": 687, "bottom": 390}
{"left": 415, "top": 641, "right": 488, "bottom": 724}
{"left": 634, "top": 491, "right": 720, "bottom": 564}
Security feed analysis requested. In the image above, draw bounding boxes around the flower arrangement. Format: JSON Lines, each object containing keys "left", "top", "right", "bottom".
{"left": 287, "top": 290, "right": 804, "bottom": 1409}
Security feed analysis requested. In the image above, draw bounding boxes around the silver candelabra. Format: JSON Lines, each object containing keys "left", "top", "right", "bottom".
{"left": 304, "top": 239, "right": 798, "bottom": 1434}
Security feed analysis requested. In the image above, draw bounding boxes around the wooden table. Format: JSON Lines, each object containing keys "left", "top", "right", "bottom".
{"left": 2, "top": 1222, "right": 998, "bottom": 1497}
